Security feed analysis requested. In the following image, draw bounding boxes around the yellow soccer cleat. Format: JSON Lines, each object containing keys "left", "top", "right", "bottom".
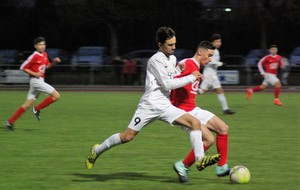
{"left": 85, "top": 144, "right": 99, "bottom": 169}
{"left": 195, "top": 154, "right": 220, "bottom": 171}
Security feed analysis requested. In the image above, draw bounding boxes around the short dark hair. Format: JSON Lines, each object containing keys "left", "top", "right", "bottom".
{"left": 211, "top": 34, "right": 221, "bottom": 42}
{"left": 156, "top": 26, "right": 175, "bottom": 44}
{"left": 269, "top": 44, "right": 277, "bottom": 48}
{"left": 197, "top": 41, "right": 216, "bottom": 51}
{"left": 34, "top": 37, "right": 46, "bottom": 45}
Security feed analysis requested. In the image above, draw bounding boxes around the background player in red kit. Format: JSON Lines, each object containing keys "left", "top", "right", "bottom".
{"left": 246, "top": 45, "right": 284, "bottom": 106}
{"left": 171, "top": 41, "right": 230, "bottom": 183}
{"left": 4, "top": 37, "right": 61, "bottom": 130}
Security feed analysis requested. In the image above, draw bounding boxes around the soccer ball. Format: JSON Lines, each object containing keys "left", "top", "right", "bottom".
{"left": 229, "top": 165, "right": 250, "bottom": 184}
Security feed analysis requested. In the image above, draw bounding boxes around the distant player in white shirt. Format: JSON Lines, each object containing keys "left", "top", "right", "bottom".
{"left": 85, "top": 27, "right": 220, "bottom": 173}
{"left": 199, "top": 34, "right": 235, "bottom": 115}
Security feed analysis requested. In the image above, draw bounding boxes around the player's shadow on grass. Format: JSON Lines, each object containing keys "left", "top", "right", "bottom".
{"left": 72, "top": 172, "right": 180, "bottom": 184}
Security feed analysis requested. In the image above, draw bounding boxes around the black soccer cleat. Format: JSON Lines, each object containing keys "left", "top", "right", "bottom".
{"left": 4, "top": 120, "right": 14, "bottom": 131}
{"left": 223, "top": 109, "right": 235, "bottom": 115}
{"left": 32, "top": 107, "right": 41, "bottom": 121}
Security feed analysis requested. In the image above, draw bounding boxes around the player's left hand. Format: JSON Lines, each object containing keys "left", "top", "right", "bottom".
{"left": 178, "top": 62, "right": 186, "bottom": 71}
{"left": 199, "top": 73, "right": 204, "bottom": 80}
{"left": 53, "top": 57, "right": 61, "bottom": 63}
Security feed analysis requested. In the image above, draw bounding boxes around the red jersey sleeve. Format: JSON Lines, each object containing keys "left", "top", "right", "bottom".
{"left": 19, "top": 51, "right": 50, "bottom": 78}
{"left": 20, "top": 53, "right": 37, "bottom": 71}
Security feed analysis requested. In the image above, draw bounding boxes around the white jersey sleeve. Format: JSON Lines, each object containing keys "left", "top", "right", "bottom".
{"left": 148, "top": 54, "right": 196, "bottom": 91}
{"left": 139, "top": 52, "right": 196, "bottom": 107}
{"left": 210, "top": 49, "right": 223, "bottom": 67}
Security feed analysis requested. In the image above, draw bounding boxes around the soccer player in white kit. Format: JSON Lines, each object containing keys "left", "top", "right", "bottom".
{"left": 85, "top": 27, "right": 220, "bottom": 172}
{"left": 4, "top": 37, "right": 61, "bottom": 131}
{"left": 198, "top": 34, "right": 235, "bottom": 115}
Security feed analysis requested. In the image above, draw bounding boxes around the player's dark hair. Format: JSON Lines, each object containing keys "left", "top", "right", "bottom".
{"left": 156, "top": 26, "right": 175, "bottom": 44}
{"left": 269, "top": 44, "right": 277, "bottom": 48}
{"left": 211, "top": 34, "right": 221, "bottom": 42}
{"left": 34, "top": 37, "right": 46, "bottom": 45}
{"left": 197, "top": 41, "right": 216, "bottom": 51}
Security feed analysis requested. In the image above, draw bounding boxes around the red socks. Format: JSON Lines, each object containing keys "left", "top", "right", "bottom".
{"left": 274, "top": 87, "right": 280, "bottom": 99}
{"left": 253, "top": 86, "right": 281, "bottom": 99}
{"left": 182, "top": 145, "right": 208, "bottom": 167}
{"left": 35, "top": 97, "right": 55, "bottom": 111}
{"left": 8, "top": 96, "right": 56, "bottom": 125}
{"left": 216, "top": 134, "right": 228, "bottom": 166}
{"left": 182, "top": 134, "right": 229, "bottom": 167}
{"left": 8, "top": 107, "right": 26, "bottom": 124}
{"left": 252, "top": 86, "right": 263, "bottom": 92}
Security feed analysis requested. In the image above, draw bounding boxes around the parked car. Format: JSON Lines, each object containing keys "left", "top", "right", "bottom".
{"left": 47, "top": 48, "right": 69, "bottom": 65}
{"left": 119, "top": 50, "right": 157, "bottom": 85}
{"left": 289, "top": 47, "right": 300, "bottom": 67}
{"left": 71, "top": 46, "right": 109, "bottom": 68}
{"left": 244, "top": 49, "right": 269, "bottom": 67}
{"left": 120, "top": 49, "right": 194, "bottom": 64}
{"left": 221, "top": 54, "right": 245, "bottom": 66}
{"left": 121, "top": 49, "right": 157, "bottom": 64}
{"left": 174, "top": 49, "right": 194, "bottom": 62}
{"left": 0, "top": 49, "right": 20, "bottom": 65}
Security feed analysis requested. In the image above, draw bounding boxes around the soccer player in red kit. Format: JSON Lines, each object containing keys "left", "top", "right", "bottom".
{"left": 246, "top": 45, "right": 284, "bottom": 106}
{"left": 4, "top": 37, "right": 61, "bottom": 130}
{"left": 171, "top": 41, "right": 230, "bottom": 182}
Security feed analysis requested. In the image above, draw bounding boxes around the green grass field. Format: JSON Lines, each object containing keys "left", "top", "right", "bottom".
{"left": 0, "top": 91, "right": 299, "bottom": 190}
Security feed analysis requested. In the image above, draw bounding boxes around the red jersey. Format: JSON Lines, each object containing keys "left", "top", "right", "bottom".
{"left": 258, "top": 54, "right": 283, "bottom": 75}
{"left": 171, "top": 58, "right": 200, "bottom": 112}
{"left": 20, "top": 51, "right": 50, "bottom": 78}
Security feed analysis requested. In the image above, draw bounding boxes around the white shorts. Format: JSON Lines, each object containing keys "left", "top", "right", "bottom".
{"left": 200, "top": 76, "right": 221, "bottom": 90}
{"left": 27, "top": 77, "right": 55, "bottom": 100}
{"left": 262, "top": 73, "right": 279, "bottom": 86}
{"left": 128, "top": 103, "right": 186, "bottom": 132}
{"left": 177, "top": 107, "right": 215, "bottom": 132}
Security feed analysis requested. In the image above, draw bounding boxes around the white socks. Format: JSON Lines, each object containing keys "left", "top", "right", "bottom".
{"left": 217, "top": 93, "right": 229, "bottom": 111}
{"left": 190, "top": 130, "right": 204, "bottom": 161}
{"left": 95, "top": 133, "right": 122, "bottom": 155}
{"left": 198, "top": 88, "right": 204, "bottom": 94}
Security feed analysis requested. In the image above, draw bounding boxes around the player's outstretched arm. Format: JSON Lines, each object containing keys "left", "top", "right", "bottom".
{"left": 48, "top": 57, "right": 61, "bottom": 69}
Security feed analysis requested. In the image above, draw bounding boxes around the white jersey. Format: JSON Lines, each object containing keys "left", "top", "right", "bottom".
{"left": 202, "top": 49, "right": 223, "bottom": 78}
{"left": 138, "top": 51, "right": 196, "bottom": 107}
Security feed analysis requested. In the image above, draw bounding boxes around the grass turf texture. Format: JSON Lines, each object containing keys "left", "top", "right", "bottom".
{"left": 0, "top": 91, "right": 299, "bottom": 190}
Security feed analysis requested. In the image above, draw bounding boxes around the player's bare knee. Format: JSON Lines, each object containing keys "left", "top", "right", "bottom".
{"left": 275, "top": 82, "right": 281, "bottom": 88}
{"left": 121, "top": 134, "right": 135, "bottom": 143}
{"left": 190, "top": 120, "right": 202, "bottom": 131}
{"left": 51, "top": 91, "right": 60, "bottom": 101}
{"left": 219, "top": 124, "right": 229, "bottom": 134}
{"left": 55, "top": 93, "right": 61, "bottom": 100}
{"left": 120, "top": 131, "right": 136, "bottom": 143}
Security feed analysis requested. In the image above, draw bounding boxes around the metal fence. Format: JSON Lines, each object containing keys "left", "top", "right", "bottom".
{"left": 0, "top": 64, "right": 299, "bottom": 86}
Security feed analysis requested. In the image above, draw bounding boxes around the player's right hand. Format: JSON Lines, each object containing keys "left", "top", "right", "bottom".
{"left": 35, "top": 72, "right": 43, "bottom": 78}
